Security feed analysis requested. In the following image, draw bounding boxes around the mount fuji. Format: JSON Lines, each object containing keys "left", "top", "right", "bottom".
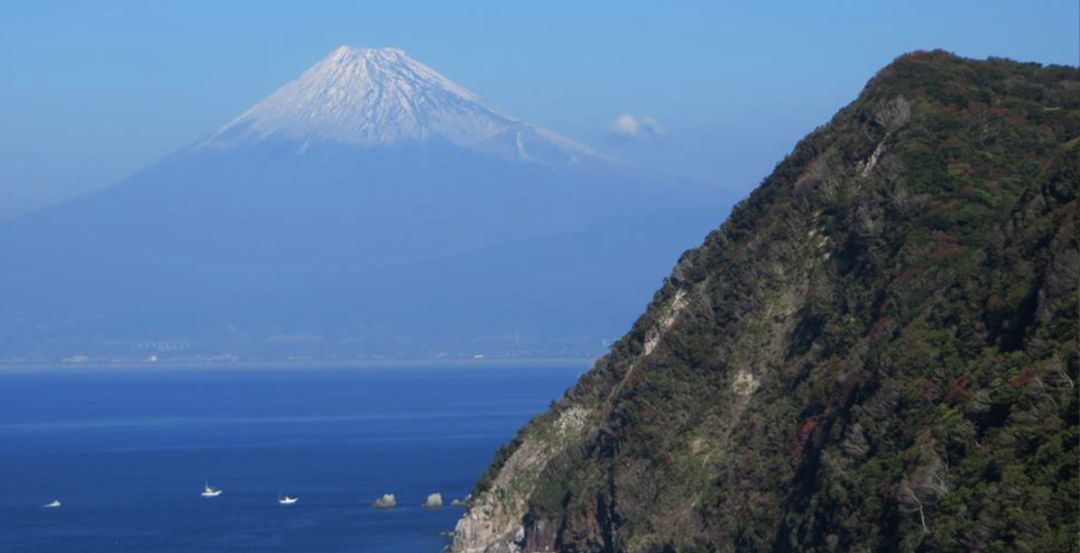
{"left": 203, "top": 46, "right": 595, "bottom": 163}
{"left": 0, "top": 47, "right": 729, "bottom": 361}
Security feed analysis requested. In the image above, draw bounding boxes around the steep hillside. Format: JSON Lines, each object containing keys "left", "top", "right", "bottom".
{"left": 452, "top": 51, "right": 1079, "bottom": 552}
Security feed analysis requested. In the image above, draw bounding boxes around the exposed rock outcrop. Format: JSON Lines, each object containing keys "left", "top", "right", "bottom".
{"left": 452, "top": 407, "right": 594, "bottom": 553}
{"left": 373, "top": 494, "right": 397, "bottom": 509}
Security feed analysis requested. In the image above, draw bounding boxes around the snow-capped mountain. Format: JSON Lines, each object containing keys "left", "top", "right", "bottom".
{"left": 0, "top": 47, "right": 728, "bottom": 361}
{"left": 202, "top": 46, "right": 594, "bottom": 164}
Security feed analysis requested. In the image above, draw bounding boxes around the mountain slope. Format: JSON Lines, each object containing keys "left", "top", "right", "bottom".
{"left": 452, "top": 51, "right": 1079, "bottom": 553}
{"left": 0, "top": 47, "right": 727, "bottom": 361}
{"left": 202, "top": 47, "right": 595, "bottom": 164}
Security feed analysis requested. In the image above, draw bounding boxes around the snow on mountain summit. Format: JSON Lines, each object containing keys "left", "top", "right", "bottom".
{"left": 202, "top": 46, "right": 595, "bottom": 164}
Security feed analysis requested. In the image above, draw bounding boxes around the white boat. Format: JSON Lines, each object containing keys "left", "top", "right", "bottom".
{"left": 278, "top": 495, "right": 298, "bottom": 505}
{"left": 201, "top": 482, "right": 223, "bottom": 497}
{"left": 44, "top": 499, "right": 61, "bottom": 508}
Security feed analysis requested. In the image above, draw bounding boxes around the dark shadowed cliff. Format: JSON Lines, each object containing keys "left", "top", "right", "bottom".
{"left": 452, "top": 51, "right": 1080, "bottom": 553}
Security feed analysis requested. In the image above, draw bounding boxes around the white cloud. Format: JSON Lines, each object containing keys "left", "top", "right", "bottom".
{"left": 607, "top": 114, "right": 666, "bottom": 140}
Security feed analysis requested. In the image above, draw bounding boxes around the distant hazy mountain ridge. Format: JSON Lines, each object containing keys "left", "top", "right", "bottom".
{"left": 0, "top": 46, "right": 725, "bottom": 362}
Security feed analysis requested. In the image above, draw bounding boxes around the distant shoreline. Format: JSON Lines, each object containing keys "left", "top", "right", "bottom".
{"left": 0, "top": 357, "right": 596, "bottom": 373}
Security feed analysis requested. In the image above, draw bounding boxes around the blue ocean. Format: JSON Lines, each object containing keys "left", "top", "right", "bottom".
{"left": 0, "top": 364, "right": 584, "bottom": 552}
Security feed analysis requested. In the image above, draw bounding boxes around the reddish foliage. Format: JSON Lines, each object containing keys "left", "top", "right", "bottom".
{"left": 945, "top": 83, "right": 967, "bottom": 95}
{"left": 870, "top": 316, "right": 897, "bottom": 341}
{"left": 901, "top": 50, "right": 932, "bottom": 61}
{"left": 937, "top": 243, "right": 962, "bottom": 257}
{"left": 794, "top": 416, "right": 821, "bottom": 457}
{"left": 941, "top": 135, "right": 965, "bottom": 148}
{"left": 900, "top": 266, "right": 921, "bottom": 281}
{"left": 931, "top": 231, "right": 958, "bottom": 244}
{"left": 902, "top": 317, "right": 922, "bottom": 335}
{"left": 968, "top": 101, "right": 989, "bottom": 115}
{"left": 985, "top": 294, "right": 1006, "bottom": 311}
{"left": 1010, "top": 368, "right": 1036, "bottom": 388}
{"left": 943, "top": 374, "right": 972, "bottom": 403}
{"left": 930, "top": 231, "right": 962, "bottom": 258}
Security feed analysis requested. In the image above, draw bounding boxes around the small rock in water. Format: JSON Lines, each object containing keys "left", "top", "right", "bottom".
{"left": 423, "top": 492, "right": 443, "bottom": 508}
{"left": 373, "top": 493, "right": 397, "bottom": 509}
{"left": 450, "top": 497, "right": 468, "bottom": 507}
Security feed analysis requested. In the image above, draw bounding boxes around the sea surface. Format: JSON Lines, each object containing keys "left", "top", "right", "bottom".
{"left": 0, "top": 364, "right": 585, "bottom": 552}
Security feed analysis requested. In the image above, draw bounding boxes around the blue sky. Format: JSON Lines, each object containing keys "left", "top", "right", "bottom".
{"left": 1, "top": 0, "right": 1077, "bottom": 217}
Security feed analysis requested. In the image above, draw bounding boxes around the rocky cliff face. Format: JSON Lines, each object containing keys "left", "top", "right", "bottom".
{"left": 451, "top": 51, "right": 1080, "bottom": 553}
